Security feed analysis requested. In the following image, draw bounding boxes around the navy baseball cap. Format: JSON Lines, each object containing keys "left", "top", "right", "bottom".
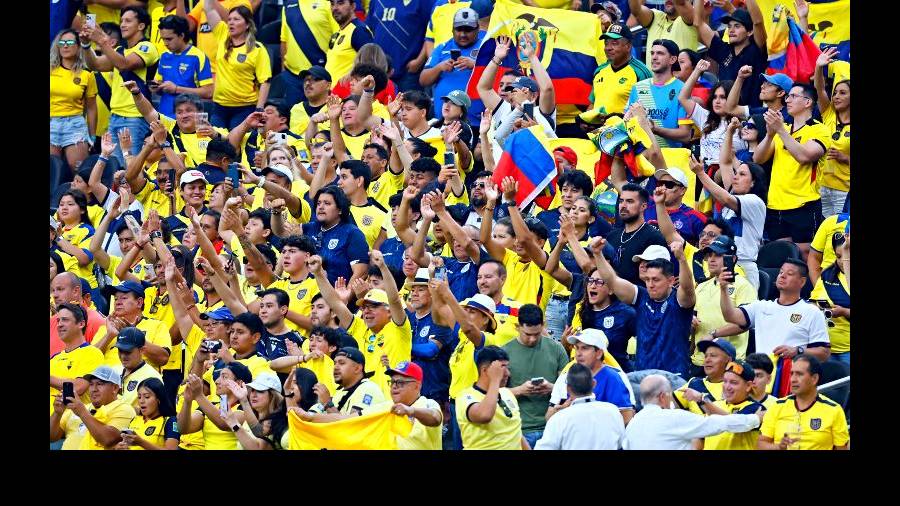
{"left": 698, "top": 338, "right": 737, "bottom": 360}
{"left": 104, "top": 280, "right": 145, "bottom": 299}
{"left": 200, "top": 306, "right": 235, "bottom": 322}
{"left": 511, "top": 76, "right": 538, "bottom": 92}
{"left": 701, "top": 235, "right": 737, "bottom": 257}
{"left": 336, "top": 347, "right": 366, "bottom": 368}
{"left": 760, "top": 73, "right": 794, "bottom": 94}
{"left": 299, "top": 65, "right": 332, "bottom": 82}
{"left": 720, "top": 9, "right": 753, "bottom": 30}
{"left": 114, "top": 327, "right": 146, "bottom": 351}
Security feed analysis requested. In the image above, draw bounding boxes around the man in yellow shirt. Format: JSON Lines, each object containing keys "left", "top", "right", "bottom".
{"left": 50, "top": 365, "right": 137, "bottom": 450}
{"left": 456, "top": 345, "right": 528, "bottom": 450}
{"left": 280, "top": 0, "right": 337, "bottom": 109}
{"left": 116, "top": 328, "right": 164, "bottom": 410}
{"left": 50, "top": 304, "right": 105, "bottom": 416}
{"left": 92, "top": 281, "right": 172, "bottom": 371}
{"left": 758, "top": 354, "right": 849, "bottom": 450}
{"left": 295, "top": 347, "right": 387, "bottom": 420}
{"left": 387, "top": 361, "right": 444, "bottom": 450}
{"left": 700, "top": 359, "right": 765, "bottom": 450}
{"left": 325, "top": 0, "right": 374, "bottom": 83}
{"left": 338, "top": 160, "right": 389, "bottom": 248}
{"left": 755, "top": 83, "right": 830, "bottom": 260}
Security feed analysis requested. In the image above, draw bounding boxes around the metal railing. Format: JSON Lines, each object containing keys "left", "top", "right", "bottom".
{"left": 818, "top": 376, "right": 850, "bottom": 394}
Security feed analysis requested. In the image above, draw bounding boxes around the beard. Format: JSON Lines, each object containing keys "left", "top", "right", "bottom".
{"left": 620, "top": 212, "right": 640, "bottom": 224}
{"left": 472, "top": 196, "right": 487, "bottom": 208}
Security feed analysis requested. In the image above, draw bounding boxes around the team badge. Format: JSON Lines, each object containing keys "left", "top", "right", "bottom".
{"left": 161, "top": 294, "right": 170, "bottom": 305}
{"left": 198, "top": 140, "right": 209, "bottom": 150}
{"left": 844, "top": 131, "right": 850, "bottom": 138}
{"left": 461, "top": 263, "right": 470, "bottom": 273}
{"left": 790, "top": 313, "right": 802, "bottom": 323}
{"left": 727, "top": 286, "right": 735, "bottom": 296}
{"left": 674, "top": 221, "right": 683, "bottom": 230}
{"left": 139, "top": 44, "right": 149, "bottom": 53}
{"left": 237, "top": 53, "right": 247, "bottom": 63}
{"left": 603, "top": 316, "right": 614, "bottom": 329}
{"left": 403, "top": 0, "right": 412, "bottom": 5}
{"left": 327, "top": 238, "right": 338, "bottom": 249}
{"left": 144, "top": 426, "right": 156, "bottom": 436}
{"left": 362, "top": 215, "right": 374, "bottom": 226}
{"left": 419, "top": 325, "right": 430, "bottom": 337}
{"left": 618, "top": 77, "right": 627, "bottom": 84}
{"left": 362, "top": 394, "right": 373, "bottom": 405}
{"left": 127, "top": 380, "right": 138, "bottom": 392}
{"left": 297, "top": 289, "right": 308, "bottom": 300}
{"left": 179, "top": 62, "right": 189, "bottom": 74}
{"left": 660, "top": 301, "right": 668, "bottom": 313}
{"left": 73, "top": 76, "right": 81, "bottom": 85}
{"left": 669, "top": 89, "right": 676, "bottom": 101}
{"left": 810, "top": 418, "right": 822, "bottom": 430}
{"left": 471, "top": 49, "right": 479, "bottom": 58}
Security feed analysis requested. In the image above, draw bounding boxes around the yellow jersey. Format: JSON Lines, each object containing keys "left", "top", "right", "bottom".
{"left": 188, "top": 0, "right": 253, "bottom": 73}
{"left": 760, "top": 394, "right": 850, "bottom": 450}
{"left": 159, "top": 113, "right": 230, "bottom": 168}
{"left": 674, "top": 376, "right": 724, "bottom": 415}
{"left": 77, "top": 398, "right": 137, "bottom": 450}
{"left": 269, "top": 275, "right": 319, "bottom": 333}
{"left": 298, "top": 355, "right": 338, "bottom": 395}
{"left": 449, "top": 331, "right": 495, "bottom": 400}
{"left": 50, "top": 343, "right": 105, "bottom": 414}
{"left": 644, "top": 9, "right": 699, "bottom": 68}
{"left": 93, "top": 317, "right": 173, "bottom": 371}
{"left": 331, "top": 378, "right": 387, "bottom": 415}
{"left": 95, "top": 70, "right": 114, "bottom": 137}
{"left": 133, "top": 179, "right": 180, "bottom": 217}
{"left": 810, "top": 270, "right": 850, "bottom": 354}
{"left": 456, "top": 385, "right": 522, "bottom": 450}
{"left": 501, "top": 248, "right": 560, "bottom": 314}
{"left": 50, "top": 66, "right": 98, "bottom": 117}
{"left": 692, "top": 275, "right": 756, "bottom": 366}
{"left": 339, "top": 127, "right": 371, "bottom": 160}
{"left": 280, "top": 0, "right": 338, "bottom": 75}
{"left": 149, "top": 6, "right": 178, "bottom": 54}
{"left": 59, "top": 222, "right": 98, "bottom": 288}
{"left": 350, "top": 200, "right": 388, "bottom": 248}
{"left": 703, "top": 398, "right": 764, "bottom": 450}
{"left": 492, "top": 296, "right": 522, "bottom": 346}
{"left": 109, "top": 40, "right": 161, "bottom": 118}
{"left": 346, "top": 315, "right": 413, "bottom": 397}
{"left": 211, "top": 21, "right": 272, "bottom": 107}
{"left": 325, "top": 18, "right": 374, "bottom": 83}
{"left": 368, "top": 168, "right": 405, "bottom": 210}
{"left": 810, "top": 213, "right": 849, "bottom": 272}
{"left": 200, "top": 399, "right": 241, "bottom": 449}
{"left": 288, "top": 100, "right": 327, "bottom": 139}
{"left": 126, "top": 414, "right": 180, "bottom": 450}
{"left": 819, "top": 106, "right": 850, "bottom": 192}
{"left": 767, "top": 119, "right": 830, "bottom": 211}
{"left": 395, "top": 395, "right": 443, "bottom": 450}
{"left": 581, "top": 58, "right": 652, "bottom": 123}
{"left": 121, "top": 362, "right": 164, "bottom": 410}
{"left": 175, "top": 391, "right": 206, "bottom": 450}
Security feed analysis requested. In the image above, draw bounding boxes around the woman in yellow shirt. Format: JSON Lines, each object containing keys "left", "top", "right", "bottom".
{"left": 813, "top": 48, "right": 850, "bottom": 217}
{"left": 50, "top": 29, "right": 98, "bottom": 174}
{"left": 115, "top": 378, "right": 181, "bottom": 450}
{"left": 205, "top": 1, "right": 271, "bottom": 129}
{"left": 54, "top": 190, "right": 98, "bottom": 288}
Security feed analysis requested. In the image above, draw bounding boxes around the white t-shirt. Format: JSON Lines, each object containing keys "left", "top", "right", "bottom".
{"left": 99, "top": 188, "right": 145, "bottom": 258}
{"left": 490, "top": 100, "right": 558, "bottom": 163}
{"left": 739, "top": 298, "right": 830, "bottom": 354}
{"left": 689, "top": 104, "right": 747, "bottom": 166}
{"left": 722, "top": 193, "right": 766, "bottom": 262}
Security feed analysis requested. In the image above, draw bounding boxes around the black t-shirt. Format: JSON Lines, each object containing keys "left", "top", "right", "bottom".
{"left": 606, "top": 222, "right": 668, "bottom": 286}
{"left": 708, "top": 36, "right": 768, "bottom": 108}
{"left": 258, "top": 329, "right": 305, "bottom": 361}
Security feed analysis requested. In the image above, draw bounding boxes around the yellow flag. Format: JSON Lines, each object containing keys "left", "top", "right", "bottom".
{"left": 288, "top": 406, "right": 413, "bottom": 450}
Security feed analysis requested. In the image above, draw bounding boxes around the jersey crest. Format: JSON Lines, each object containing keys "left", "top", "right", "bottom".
{"left": 810, "top": 417, "right": 822, "bottom": 430}
{"left": 362, "top": 215, "right": 374, "bottom": 226}
{"left": 327, "top": 238, "right": 339, "bottom": 250}
{"left": 419, "top": 325, "right": 430, "bottom": 337}
{"left": 297, "top": 288, "right": 308, "bottom": 300}
{"left": 127, "top": 380, "right": 138, "bottom": 392}
{"left": 237, "top": 53, "right": 247, "bottom": 63}
{"left": 144, "top": 426, "right": 156, "bottom": 436}
{"left": 603, "top": 316, "right": 614, "bottom": 329}
{"left": 790, "top": 313, "right": 802, "bottom": 323}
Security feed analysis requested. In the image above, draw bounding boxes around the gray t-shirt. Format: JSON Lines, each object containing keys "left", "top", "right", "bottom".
{"left": 502, "top": 336, "right": 569, "bottom": 432}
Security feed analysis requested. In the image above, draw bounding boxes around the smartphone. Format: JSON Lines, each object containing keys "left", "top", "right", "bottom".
{"left": 196, "top": 112, "right": 209, "bottom": 126}
{"left": 434, "top": 265, "right": 448, "bottom": 281}
{"left": 443, "top": 150, "right": 455, "bottom": 166}
{"left": 228, "top": 163, "right": 241, "bottom": 187}
{"left": 450, "top": 49, "right": 461, "bottom": 60}
{"left": 815, "top": 299, "right": 832, "bottom": 310}
{"left": 166, "top": 169, "right": 176, "bottom": 192}
{"left": 723, "top": 255, "right": 736, "bottom": 283}
{"left": 272, "top": 132, "right": 289, "bottom": 145}
{"left": 62, "top": 381, "right": 75, "bottom": 404}
{"left": 522, "top": 101, "right": 534, "bottom": 120}
{"left": 530, "top": 377, "right": 544, "bottom": 386}
{"left": 50, "top": 215, "right": 60, "bottom": 231}
{"left": 120, "top": 429, "right": 136, "bottom": 436}
{"left": 219, "top": 394, "right": 229, "bottom": 417}
{"left": 85, "top": 13, "right": 96, "bottom": 28}
{"left": 205, "top": 339, "right": 223, "bottom": 354}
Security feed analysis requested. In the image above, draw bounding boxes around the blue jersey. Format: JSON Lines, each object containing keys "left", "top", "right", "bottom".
{"left": 157, "top": 45, "right": 213, "bottom": 117}
{"left": 302, "top": 221, "right": 370, "bottom": 285}
{"left": 407, "top": 309, "right": 456, "bottom": 403}
{"left": 424, "top": 31, "right": 486, "bottom": 125}
{"left": 257, "top": 329, "right": 305, "bottom": 360}
{"left": 442, "top": 253, "right": 480, "bottom": 301}
{"left": 632, "top": 286, "right": 693, "bottom": 378}
{"left": 367, "top": 0, "right": 434, "bottom": 80}
{"left": 591, "top": 366, "right": 633, "bottom": 409}
{"left": 577, "top": 300, "right": 637, "bottom": 372}
{"left": 627, "top": 77, "right": 689, "bottom": 148}
{"left": 379, "top": 236, "right": 406, "bottom": 273}
{"left": 644, "top": 203, "right": 708, "bottom": 246}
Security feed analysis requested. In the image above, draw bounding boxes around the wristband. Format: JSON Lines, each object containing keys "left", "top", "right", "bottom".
{"left": 492, "top": 57, "right": 502, "bottom": 66}
{"left": 363, "top": 88, "right": 375, "bottom": 94}
{"left": 98, "top": 156, "right": 109, "bottom": 164}
{"left": 80, "top": 42, "right": 92, "bottom": 49}
{"left": 150, "top": 230, "right": 162, "bottom": 240}
{"left": 131, "top": 91, "right": 140, "bottom": 96}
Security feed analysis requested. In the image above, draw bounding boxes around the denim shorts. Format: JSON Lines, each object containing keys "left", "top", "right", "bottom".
{"left": 50, "top": 115, "right": 91, "bottom": 148}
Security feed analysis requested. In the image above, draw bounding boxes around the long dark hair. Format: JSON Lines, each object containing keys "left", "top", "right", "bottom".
{"left": 59, "top": 189, "right": 92, "bottom": 226}
{"left": 738, "top": 162, "right": 769, "bottom": 205}
{"left": 748, "top": 113, "right": 768, "bottom": 141}
{"left": 703, "top": 80, "right": 735, "bottom": 136}
{"left": 137, "top": 378, "right": 177, "bottom": 417}
{"left": 314, "top": 185, "right": 352, "bottom": 224}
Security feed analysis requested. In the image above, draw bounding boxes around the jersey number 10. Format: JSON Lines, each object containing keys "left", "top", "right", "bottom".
{"left": 381, "top": 8, "right": 397, "bottom": 21}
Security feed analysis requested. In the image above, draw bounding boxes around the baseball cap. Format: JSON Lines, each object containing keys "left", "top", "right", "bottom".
{"left": 590, "top": 1, "right": 622, "bottom": 21}
{"left": 567, "top": 328, "right": 609, "bottom": 351}
{"left": 511, "top": 76, "right": 538, "bottom": 93}
{"left": 760, "top": 73, "right": 794, "bottom": 94}
{"left": 654, "top": 167, "right": 689, "bottom": 187}
{"left": 298, "top": 65, "right": 332, "bottom": 82}
{"left": 336, "top": 347, "right": 366, "bottom": 368}
{"left": 261, "top": 164, "right": 294, "bottom": 182}
{"left": 725, "top": 359, "right": 756, "bottom": 382}
{"left": 232, "top": 311, "right": 265, "bottom": 335}
{"left": 407, "top": 268, "right": 430, "bottom": 286}
{"left": 553, "top": 146, "right": 578, "bottom": 167}
{"left": 386, "top": 361, "right": 424, "bottom": 382}
{"left": 103, "top": 280, "right": 145, "bottom": 299}
{"left": 460, "top": 294, "right": 497, "bottom": 333}
{"left": 652, "top": 39, "right": 680, "bottom": 58}
{"left": 698, "top": 337, "right": 737, "bottom": 360}
{"left": 720, "top": 9, "right": 753, "bottom": 30}
{"left": 84, "top": 365, "right": 122, "bottom": 387}
{"left": 600, "top": 22, "right": 633, "bottom": 41}
{"left": 200, "top": 306, "right": 235, "bottom": 322}
{"left": 700, "top": 235, "right": 737, "bottom": 257}
{"left": 246, "top": 372, "right": 283, "bottom": 394}
{"left": 453, "top": 7, "right": 479, "bottom": 29}
{"left": 360, "top": 288, "right": 390, "bottom": 306}
{"left": 114, "top": 327, "right": 146, "bottom": 351}
{"left": 632, "top": 244, "right": 671, "bottom": 263}
{"left": 180, "top": 170, "right": 208, "bottom": 186}
{"left": 441, "top": 89, "right": 472, "bottom": 110}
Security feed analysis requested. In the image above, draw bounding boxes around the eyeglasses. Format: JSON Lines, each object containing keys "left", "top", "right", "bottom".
{"left": 389, "top": 379, "right": 417, "bottom": 387}
{"left": 497, "top": 397, "right": 513, "bottom": 418}
{"left": 741, "top": 121, "right": 757, "bottom": 129}
{"left": 787, "top": 93, "right": 810, "bottom": 101}
{"left": 587, "top": 278, "right": 606, "bottom": 286}
{"left": 657, "top": 180, "right": 682, "bottom": 190}
{"left": 58, "top": 40, "right": 77, "bottom": 47}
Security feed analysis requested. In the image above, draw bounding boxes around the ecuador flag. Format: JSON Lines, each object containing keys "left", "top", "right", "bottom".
{"left": 492, "top": 125, "right": 557, "bottom": 210}
{"left": 288, "top": 406, "right": 413, "bottom": 450}
{"left": 465, "top": 0, "right": 603, "bottom": 107}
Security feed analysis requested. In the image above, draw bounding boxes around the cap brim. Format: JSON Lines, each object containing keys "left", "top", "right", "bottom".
{"left": 385, "top": 369, "right": 420, "bottom": 381}
{"left": 114, "top": 343, "right": 139, "bottom": 351}
{"left": 600, "top": 33, "right": 625, "bottom": 40}
{"left": 697, "top": 340, "right": 734, "bottom": 357}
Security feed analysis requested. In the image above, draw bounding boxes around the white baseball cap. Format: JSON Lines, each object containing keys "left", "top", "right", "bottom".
{"left": 632, "top": 244, "right": 671, "bottom": 263}
{"left": 246, "top": 373, "right": 283, "bottom": 394}
{"left": 567, "top": 328, "right": 609, "bottom": 351}
{"left": 179, "top": 170, "right": 208, "bottom": 186}
{"left": 654, "top": 167, "right": 689, "bottom": 187}
{"left": 261, "top": 164, "right": 294, "bottom": 182}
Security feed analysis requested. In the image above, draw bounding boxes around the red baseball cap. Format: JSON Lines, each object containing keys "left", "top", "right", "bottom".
{"left": 554, "top": 146, "right": 578, "bottom": 167}
{"left": 386, "top": 361, "right": 423, "bottom": 382}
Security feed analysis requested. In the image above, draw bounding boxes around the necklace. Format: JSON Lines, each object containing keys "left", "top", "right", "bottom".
{"left": 619, "top": 222, "right": 645, "bottom": 244}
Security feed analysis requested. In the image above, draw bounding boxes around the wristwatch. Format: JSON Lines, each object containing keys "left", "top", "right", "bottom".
{"left": 323, "top": 400, "right": 335, "bottom": 410}
{"left": 710, "top": 329, "right": 718, "bottom": 339}
{"left": 150, "top": 230, "right": 162, "bottom": 240}
{"left": 158, "top": 140, "right": 172, "bottom": 149}
{"left": 231, "top": 424, "right": 241, "bottom": 432}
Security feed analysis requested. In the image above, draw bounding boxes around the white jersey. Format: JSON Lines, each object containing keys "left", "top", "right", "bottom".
{"left": 722, "top": 193, "right": 766, "bottom": 262}
{"left": 490, "top": 100, "right": 557, "bottom": 163}
{"left": 739, "top": 298, "right": 830, "bottom": 354}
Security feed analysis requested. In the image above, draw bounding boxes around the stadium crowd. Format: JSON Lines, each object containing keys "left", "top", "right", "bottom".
{"left": 49, "top": 0, "right": 851, "bottom": 450}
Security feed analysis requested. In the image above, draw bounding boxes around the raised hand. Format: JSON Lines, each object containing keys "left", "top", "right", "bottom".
{"left": 653, "top": 184, "right": 666, "bottom": 205}
{"left": 479, "top": 109, "right": 492, "bottom": 133}
{"left": 419, "top": 193, "right": 436, "bottom": 221}
{"left": 738, "top": 64, "right": 753, "bottom": 80}
{"left": 150, "top": 120, "right": 167, "bottom": 144}
{"left": 379, "top": 122, "right": 402, "bottom": 142}
{"left": 816, "top": 46, "right": 839, "bottom": 68}
{"left": 429, "top": 190, "right": 446, "bottom": 214}
{"left": 348, "top": 276, "right": 371, "bottom": 300}
{"left": 764, "top": 109, "right": 785, "bottom": 133}
{"left": 688, "top": 154, "right": 703, "bottom": 175}
{"left": 726, "top": 117, "right": 741, "bottom": 133}
{"left": 494, "top": 35, "right": 512, "bottom": 60}
{"left": 794, "top": 0, "right": 809, "bottom": 19}
{"left": 669, "top": 239, "right": 685, "bottom": 261}
{"left": 589, "top": 236, "right": 607, "bottom": 257}
{"left": 695, "top": 59, "right": 711, "bottom": 74}
{"left": 326, "top": 94, "right": 343, "bottom": 121}
{"left": 306, "top": 255, "right": 323, "bottom": 274}
{"left": 442, "top": 121, "right": 461, "bottom": 145}
{"left": 484, "top": 179, "right": 499, "bottom": 204}
{"left": 100, "top": 131, "right": 116, "bottom": 157}
{"left": 559, "top": 212, "right": 575, "bottom": 239}
{"left": 388, "top": 93, "right": 404, "bottom": 118}
{"left": 501, "top": 176, "right": 519, "bottom": 202}
{"left": 369, "top": 249, "right": 385, "bottom": 269}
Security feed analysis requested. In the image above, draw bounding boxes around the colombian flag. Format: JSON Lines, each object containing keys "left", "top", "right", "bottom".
{"left": 765, "top": 7, "right": 821, "bottom": 84}
{"left": 287, "top": 406, "right": 413, "bottom": 450}
{"left": 492, "top": 125, "right": 557, "bottom": 210}
{"left": 465, "top": 0, "right": 602, "bottom": 108}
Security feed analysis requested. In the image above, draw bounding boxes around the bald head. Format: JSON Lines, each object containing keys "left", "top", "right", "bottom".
{"left": 639, "top": 374, "right": 672, "bottom": 406}
{"left": 51, "top": 272, "right": 83, "bottom": 306}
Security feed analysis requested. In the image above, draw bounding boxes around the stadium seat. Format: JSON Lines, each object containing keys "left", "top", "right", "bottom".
{"left": 267, "top": 71, "right": 292, "bottom": 102}
{"left": 760, "top": 267, "right": 781, "bottom": 300}
{"left": 265, "top": 44, "right": 282, "bottom": 80}
{"left": 50, "top": 182, "right": 72, "bottom": 213}
{"left": 818, "top": 359, "right": 850, "bottom": 409}
{"left": 50, "top": 155, "right": 65, "bottom": 200}
{"left": 756, "top": 240, "right": 801, "bottom": 269}
{"left": 628, "top": 369, "right": 687, "bottom": 412}
{"left": 756, "top": 269, "right": 771, "bottom": 300}
{"left": 258, "top": 20, "right": 282, "bottom": 46}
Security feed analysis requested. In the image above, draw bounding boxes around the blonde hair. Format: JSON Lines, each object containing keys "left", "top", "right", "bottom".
{"left": 354, "top": 43, "right": 389, "bottom": 73}
{"left": 50, "top": 29, "right": 86, "bottom": 75}
{"left": 224, "top": 6, "right": 258, "bottom": 61}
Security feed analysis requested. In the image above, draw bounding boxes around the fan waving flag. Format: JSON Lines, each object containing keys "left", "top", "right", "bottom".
{"left": 765, "top": 4, "right": 821, "bottom": 84}
{"left": 288, "top": 406, "right": 413, "bottom": 450}
{"left": 492, "top": 125, "right": 557, "bottom": 210}
{"left": 465, "top": 0, "right": 602, "bottom": 111}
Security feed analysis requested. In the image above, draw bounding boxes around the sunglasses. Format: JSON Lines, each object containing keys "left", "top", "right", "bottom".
{"left": 58, "top": 39, "right": 78, "bottom": 47}
{"left": 497, "top": 397, "right": 513, "bottom": 418}
{"left": 742, "top": 121, "right": 757, "bottom": 129}
{"left": 473, "top": 182, "right": 486, "bottom": 189}
{"left": 657, "top": 180, "right": 682, "bottom": 190}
